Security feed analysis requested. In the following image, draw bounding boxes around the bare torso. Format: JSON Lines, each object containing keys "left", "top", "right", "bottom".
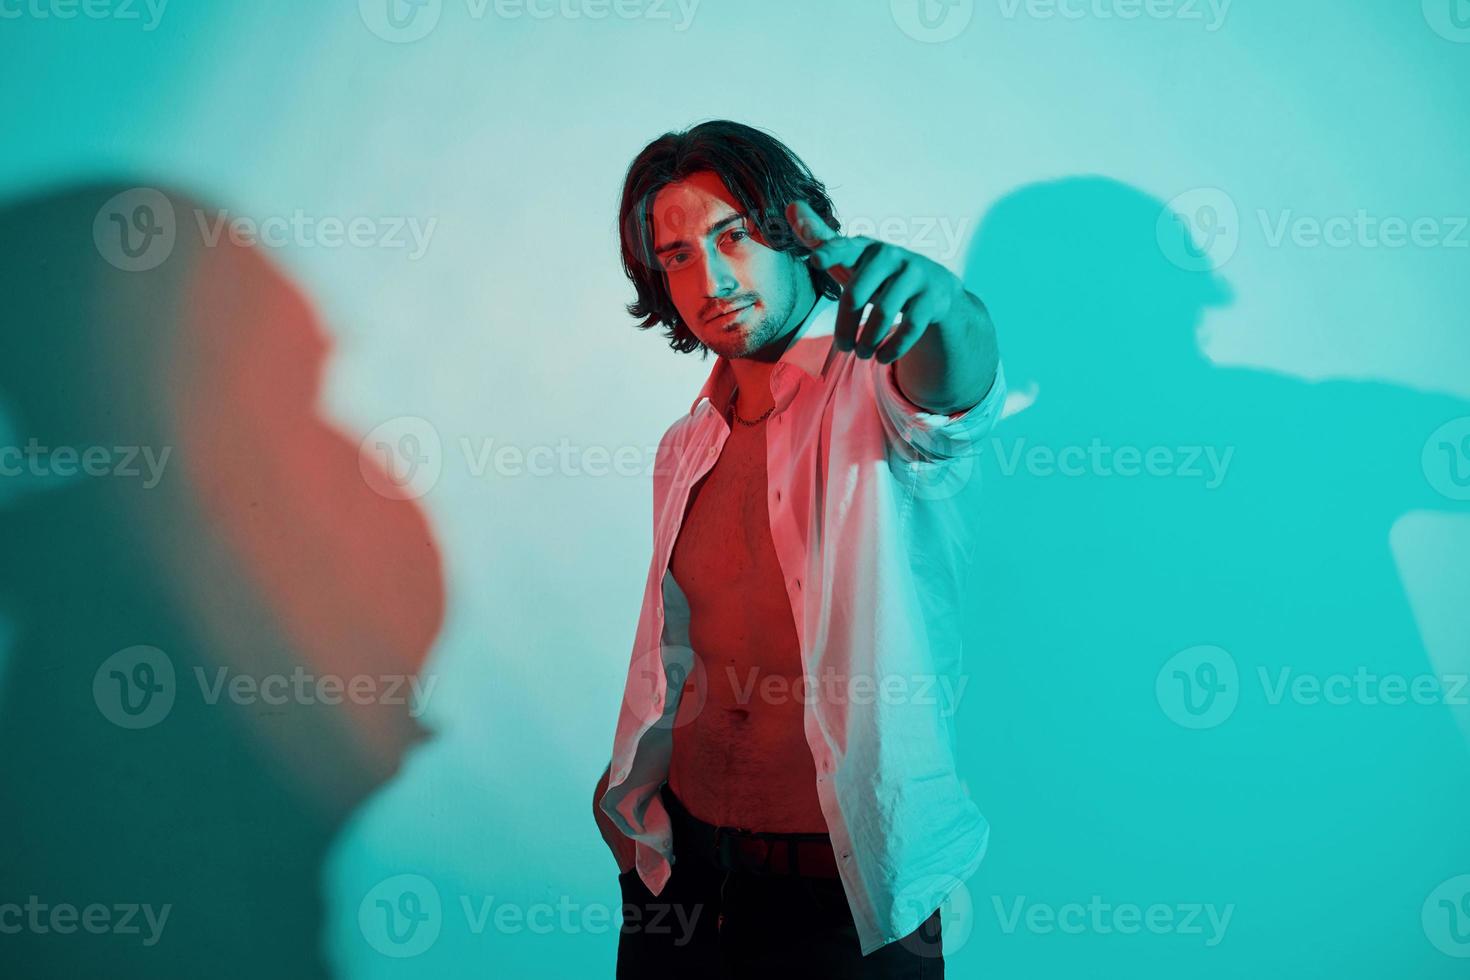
{"left": 667, "top": 415, "right": 828, "bottom": 833}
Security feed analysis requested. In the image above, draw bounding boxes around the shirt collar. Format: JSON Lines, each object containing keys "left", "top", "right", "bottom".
{"left": 686, "top": 295, "right": 839, "bottom": 416}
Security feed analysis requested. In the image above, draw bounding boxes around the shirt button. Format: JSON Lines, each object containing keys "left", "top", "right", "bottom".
{"left": 707, "top": 446, "right": 716, "bottom": 457}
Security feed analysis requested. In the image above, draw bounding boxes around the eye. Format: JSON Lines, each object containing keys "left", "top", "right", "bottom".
{"left": 719, "top": 227, "right": 751, "bottom": 252}
{"left": 662, "top": 251, "right": 689, "bottom": 271}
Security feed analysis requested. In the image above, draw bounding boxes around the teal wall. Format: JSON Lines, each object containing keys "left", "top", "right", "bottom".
{"left": 1, "top": 2, "right": 1467, "bottom": 976}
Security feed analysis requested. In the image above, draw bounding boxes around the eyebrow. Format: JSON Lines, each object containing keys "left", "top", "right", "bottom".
{"left": 653, "top": 212, "right": 747, "bottom": 256}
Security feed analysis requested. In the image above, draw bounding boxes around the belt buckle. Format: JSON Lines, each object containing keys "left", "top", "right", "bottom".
{"left": 717, "top": 826, "right": 776, "bottom": 875}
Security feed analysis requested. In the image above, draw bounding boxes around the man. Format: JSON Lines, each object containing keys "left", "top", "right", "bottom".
{"left": 593, "top": 120, "right": 1006, "bottom": 977}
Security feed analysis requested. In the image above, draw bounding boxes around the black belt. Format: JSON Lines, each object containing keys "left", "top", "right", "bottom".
{"left": 660, "top": 782, "right": 843, "bottom": 878}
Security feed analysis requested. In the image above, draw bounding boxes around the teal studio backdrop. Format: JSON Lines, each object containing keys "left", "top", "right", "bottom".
{"left": 1, "top": 1, "right": 1468, "bottom": 977}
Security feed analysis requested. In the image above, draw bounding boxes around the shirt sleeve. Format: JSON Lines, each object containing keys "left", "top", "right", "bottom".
{"left": 872, "top": 356, "right": 1007, "bottom": 461}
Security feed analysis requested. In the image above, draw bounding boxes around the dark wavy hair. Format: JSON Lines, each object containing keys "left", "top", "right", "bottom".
{"left": 618, "top": 120, "right": 842, "bottom": 355}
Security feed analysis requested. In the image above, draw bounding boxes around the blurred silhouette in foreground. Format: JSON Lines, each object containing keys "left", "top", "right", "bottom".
{"left": 0, "top": 183, "right": 445, "bottom": 978}
{"left": 958, "top": 177, "right": 1470, "bottom": 978}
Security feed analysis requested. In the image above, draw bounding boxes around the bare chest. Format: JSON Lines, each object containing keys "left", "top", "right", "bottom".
{"left": 670, "top": 426, "right": 786, "bottom": 612}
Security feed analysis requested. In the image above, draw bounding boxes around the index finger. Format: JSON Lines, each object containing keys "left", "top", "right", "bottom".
{"left": 786, "top": 200, "right": 840, "bottom": 249}
{"left": 786, "top": 200, "right": 862, "bottom": 283}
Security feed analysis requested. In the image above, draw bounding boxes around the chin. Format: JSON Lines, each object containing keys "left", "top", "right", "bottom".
{"left": 706, "top": 336, "right": 752, "bottom": 359}
{"left": 726, "top": 317, "right": 783, "bottom": 358}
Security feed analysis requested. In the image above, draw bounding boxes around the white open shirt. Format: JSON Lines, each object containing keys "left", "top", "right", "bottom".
{"left": 599, "top": 295, "right": 1007, "bottom": 955}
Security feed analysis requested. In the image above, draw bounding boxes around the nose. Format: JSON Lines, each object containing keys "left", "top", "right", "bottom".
{"left": 696, "top": 246, "right": 738, "bottom": 300}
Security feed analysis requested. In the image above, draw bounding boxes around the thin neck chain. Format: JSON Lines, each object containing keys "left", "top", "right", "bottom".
{"left": 729, "top": 385, "right": 774, "bottom": 426}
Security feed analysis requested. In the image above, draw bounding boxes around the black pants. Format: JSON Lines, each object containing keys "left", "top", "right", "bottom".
{"left": 615, "top": 785, "right": 944, "bottom": 978}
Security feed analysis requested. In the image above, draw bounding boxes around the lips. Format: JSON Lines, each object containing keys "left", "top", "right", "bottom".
{"left": 706, "top": 303, "right": 752, "bottom": 327}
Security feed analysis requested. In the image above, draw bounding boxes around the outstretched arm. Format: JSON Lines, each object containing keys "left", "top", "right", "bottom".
{"left": 787, "top": 200, "right": 999, "bottom": 415}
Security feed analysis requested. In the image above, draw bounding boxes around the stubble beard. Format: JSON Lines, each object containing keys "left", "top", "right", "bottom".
{"left": 708, "top": 291, "right": 801, "bottom": 361}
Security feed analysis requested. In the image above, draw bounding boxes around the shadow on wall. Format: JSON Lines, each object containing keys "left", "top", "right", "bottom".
{"left": 0, "top": 183, "right": 446, "bottom": 978}
{"left": 955, "top": 177, "right": 1470, "bottom": 977}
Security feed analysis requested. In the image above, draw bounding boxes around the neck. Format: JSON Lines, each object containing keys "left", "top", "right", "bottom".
{"left": 725, "top": 290, "right": 820, "bottom": 420}
{"left": 726, "top": 360, "right": 774, "bottom": 420}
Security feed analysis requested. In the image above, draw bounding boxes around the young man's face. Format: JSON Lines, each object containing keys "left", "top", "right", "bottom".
{"left": 650, "top": 170, "right": 815, "bottom": 359}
